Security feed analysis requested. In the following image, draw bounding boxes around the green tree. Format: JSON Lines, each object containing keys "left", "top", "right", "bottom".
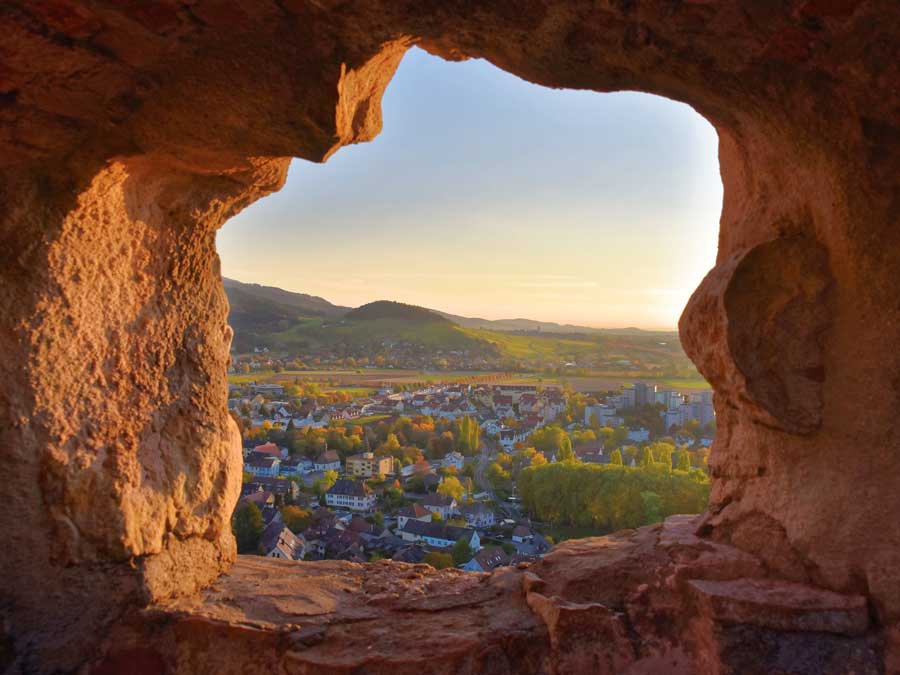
{"left": 452, "top": 538, "right": 473, "bottom": 566}
{"left": 650, "top": 442, "right": 675, "bottom": 469}
{"left": 677, "top": 450, "right": 691, "bottom": 472}
{"left": 641, "top": 491, "right": 663, "bottom": 524}
{"left": 640, "top": 447, "right": 655, "bottom": 468}
{"left": 313, "top": 469, "right": 339, "bottom": 496}
{"left": 516, "top": 460, "right": 709, "bottom": 533}
{"left": 233, "top": 502, "right": 264, "bottom": 554}
{"left": 487, "top": 462, "right": 511, "bottom": 491}
{"left": 383, "top": 486, "right": 405, "bottom": 508}
{"left": 610, "top": 448, "right": 624, "bottom": 466}
{"left": 424, "top": 552, "right": 454, "bottom": 569}
{"left": 281, "top": 506, "right": 311, "bottom": 533}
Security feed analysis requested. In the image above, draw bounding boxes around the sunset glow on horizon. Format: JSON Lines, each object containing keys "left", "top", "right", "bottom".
{"left": 217, "top": 47, "right": 722, "bottom": 330}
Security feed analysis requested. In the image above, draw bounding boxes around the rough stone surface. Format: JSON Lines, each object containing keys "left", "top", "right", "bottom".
{"left": 687, "top": 578, "right": 869, "bottom": 635}
{"left": 1, "top": 1, "right": 899, "bottom": 671}
{"left": 94, "top": 518, "right": 885, "bottom": 674}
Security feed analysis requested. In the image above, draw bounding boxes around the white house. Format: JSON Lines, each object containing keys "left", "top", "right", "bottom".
{"left": 245, "top": 456, "right": 280, "bottom": 477}
{"left": 279, "top": 456, "right": 312, "bottom": 476}
{"left": 395, "top": 503, "right": 432, "bottom": 530}
{"left": 292, "top": 412, "right": 331, "bottom": 429}
{"left": 397, "top": 520, "right": 480, "bottom": 551}
{"left": 498, "top": 427, "right": 528, "bottom": 449}
{"left": 441, "top": 451, "right": 465, "bottom": 471}
{"left": 481, "top": 419, "right": 502, "bottom": 436}
{"left": 421, "top": 493, "right": 457, "bottom": 520}
{"left": 512, "top": 525, "right": 533, "bottom": 543}
{"left": 261, "top": 520, "right": 306, "bottom": 561}
{"left": 314, "top": 449, "right": 341, "bottom": 472}
{"left": 459, "top": 502, "right": 495, "bottom": 529}
{"left": 325, "top": 479, "right": 376, "bottom": 512}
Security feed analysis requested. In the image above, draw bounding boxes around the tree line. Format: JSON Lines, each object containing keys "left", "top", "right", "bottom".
{"left": 517, "top": 461, "right": 709, "bottom": 533}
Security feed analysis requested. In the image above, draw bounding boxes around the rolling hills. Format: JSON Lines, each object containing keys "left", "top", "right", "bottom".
{"left": 222, "top": 277, "right": 699, "bottom": 377}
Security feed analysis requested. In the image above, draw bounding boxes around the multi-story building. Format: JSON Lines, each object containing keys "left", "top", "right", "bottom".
{"left": 656, "top": 390, "right": 685, "bottom": 410}
{"left": 584, "top": 404, "right": 620, "bottom": 428}
{"left": 662, "top": 409, "right": 682, "bottom": 431}
{"left": 633, "top": 382, "right": 657, "bottom": 407}
{"left": 690, "top": 391, "right": 716, "bottom": 426}
{"left": 325, "top": 479, "right": 376, "bottom": 512}
{"left": 345, "top": 452, "right": 394, "bottom": 478}
{"left": 677, "top": 391, "right": 715, "bottom": 427}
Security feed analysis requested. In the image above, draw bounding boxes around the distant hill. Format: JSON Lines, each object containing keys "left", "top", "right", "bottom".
{"left": 347, "top": 301, "right": 452, "bottom": 324}
{"left": 223, "top": 278, "right": 348, "bottom": 351}
{"left": 223, "top": 278, "right": 347, "bottom": 319}
{"left": 223, "top": 279, "right": 492, "bottom": 355}
{"left": 221, "top": 277, "right": 697, "bottom": 377}
{"left": 437, "top": 312, "right": 657, "bottom": 336}
{"left": 223, "top": 276, "right": 662, "bottom": 337}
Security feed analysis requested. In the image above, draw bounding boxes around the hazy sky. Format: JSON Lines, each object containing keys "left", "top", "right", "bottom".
{"left": 217, "top": 47, "right": 722, "bottom": 329}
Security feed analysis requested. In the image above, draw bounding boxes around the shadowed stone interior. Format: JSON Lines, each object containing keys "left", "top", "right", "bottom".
{"left": 0, "top": 1, "right": 898, "bottom": 672}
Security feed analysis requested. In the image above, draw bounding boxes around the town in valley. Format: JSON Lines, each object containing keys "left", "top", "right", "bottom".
{"left": 233, "top": 357, "right": 715, "bottom": 572}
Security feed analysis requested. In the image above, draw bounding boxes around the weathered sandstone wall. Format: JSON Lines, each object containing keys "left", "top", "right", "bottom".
{"left": 0, "top": 1, "right": 898, "bottom": 671}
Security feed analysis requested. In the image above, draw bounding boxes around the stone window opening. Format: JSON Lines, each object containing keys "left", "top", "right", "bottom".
{"left": 1, "top": 4, "right": 897, "bottom": 673}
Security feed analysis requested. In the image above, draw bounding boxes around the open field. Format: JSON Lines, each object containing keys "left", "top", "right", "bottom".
{"left": 228, "top": 368, "right": 710, "bottom": 394}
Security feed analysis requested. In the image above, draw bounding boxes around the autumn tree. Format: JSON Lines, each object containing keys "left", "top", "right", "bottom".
{"left": 528, "top": 425, "right": 567, "bottom": 454}
{"left": 558, "top": 434, "right": 575, "bottom": 462}
{"left": 456, "top": 416, "right": 481, "bottom": 455}
{"left": 438, "top": 476, "right": 465, "bottom": 501}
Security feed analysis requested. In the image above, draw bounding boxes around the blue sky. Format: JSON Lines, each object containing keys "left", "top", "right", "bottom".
{"left": 217, "top": 47, "right": 722, "bottom": 329}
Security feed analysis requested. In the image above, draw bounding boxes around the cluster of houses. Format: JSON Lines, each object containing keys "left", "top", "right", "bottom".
{"left": 236, "top": 469, "right": 548, "bottom": 573}
{"left": 235, "top": 386, "right": 562, "bottom": 570}
{"left": 230, "top": 382, "right": 568, "bottom": 445}
{"left": 233, "top": 378, "right": 716, "bottom": 571}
